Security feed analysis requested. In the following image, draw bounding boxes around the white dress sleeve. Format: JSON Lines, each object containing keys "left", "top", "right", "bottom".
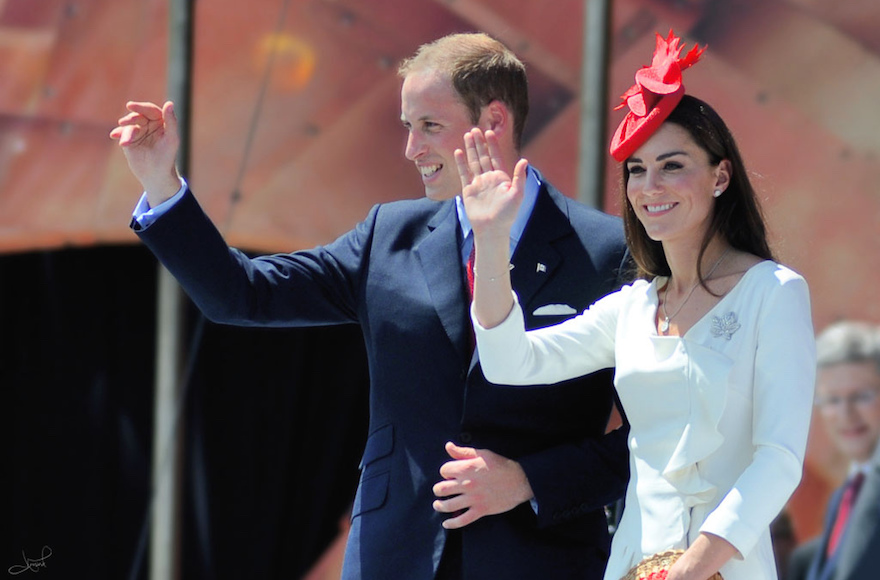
{"left": 700, "top": 271, "right": 816, "bottom": 557}
{"left": 473, "top": 284, "right": 632, "bottom": 386}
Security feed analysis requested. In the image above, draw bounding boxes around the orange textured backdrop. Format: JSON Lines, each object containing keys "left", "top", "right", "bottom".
{"left": 2, "top": 0, "right": 879, "bottom": 567}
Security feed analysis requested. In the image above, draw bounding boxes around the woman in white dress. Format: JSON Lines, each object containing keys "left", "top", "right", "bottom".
{"left": 457, "top": 33, "right": 816, "bottom": 580}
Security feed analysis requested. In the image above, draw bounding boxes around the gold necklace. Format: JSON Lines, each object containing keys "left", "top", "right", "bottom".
{"left": 660, "top": 248, "right": 730, "bottom": 335}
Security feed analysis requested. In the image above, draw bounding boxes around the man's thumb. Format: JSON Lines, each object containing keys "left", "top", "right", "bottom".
{"left": 163, "top": 100, "right": 177, "bottom": 130}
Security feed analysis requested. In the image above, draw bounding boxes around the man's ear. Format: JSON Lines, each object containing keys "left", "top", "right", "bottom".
{"left": 481, "top": 100, "right": 509, "bottom": 134}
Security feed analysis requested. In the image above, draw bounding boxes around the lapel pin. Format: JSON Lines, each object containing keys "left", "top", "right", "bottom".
{"left": 536, "top": 263, "right": 546, "bottom": 273}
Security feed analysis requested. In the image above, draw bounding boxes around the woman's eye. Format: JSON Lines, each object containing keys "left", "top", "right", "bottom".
{"left": 628, "top": 166, "right": 645, "bottom": 175}
{"left": 663, "top": 161, "right": 683, "bottom": 170}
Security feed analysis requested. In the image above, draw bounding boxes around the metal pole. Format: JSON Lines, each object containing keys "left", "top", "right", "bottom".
{"left": 149, "top": 1, "right": 193, "bottom": 579}
{"left": 577, "top": 0, "right": 612, "bottom": 208}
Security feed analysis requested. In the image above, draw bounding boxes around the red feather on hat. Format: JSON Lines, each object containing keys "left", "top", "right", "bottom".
{"left": 610, "top": 31, "right": 706, "bottom": 162}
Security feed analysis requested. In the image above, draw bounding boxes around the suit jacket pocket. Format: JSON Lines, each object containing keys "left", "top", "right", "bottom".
{"left": 352, "top": 470, "right": 391, "bottom": 517}
{"left": 352, "top": 423, "right": 394, "bottom": 517}
{"left": 359, "top": 423, "right": 394, "bottom": 468}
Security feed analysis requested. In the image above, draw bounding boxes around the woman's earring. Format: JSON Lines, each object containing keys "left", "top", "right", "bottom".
{"left": 713, "top": 189, "right": 722, "bottom": 198}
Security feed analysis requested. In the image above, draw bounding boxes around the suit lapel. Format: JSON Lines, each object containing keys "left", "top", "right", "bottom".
{"left": 509, "top": 184, "right": 569, "bottom": 315}
{"left": 469, "top": 184, "right": 572, "bottom": 373}
{"left": 414, "top": 201, "right": 470, "bottom": 361}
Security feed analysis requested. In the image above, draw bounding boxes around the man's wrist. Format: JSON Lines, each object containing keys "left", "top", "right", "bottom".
{"left": 145, "top": 169, "right": 183, "bottom": 207}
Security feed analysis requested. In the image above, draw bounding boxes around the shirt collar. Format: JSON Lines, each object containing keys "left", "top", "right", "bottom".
{"left": 455, "top": 165, "right": 540, "bottom": 258}
{"left": 849, "top": 461, "right": 873, "bottom": 478}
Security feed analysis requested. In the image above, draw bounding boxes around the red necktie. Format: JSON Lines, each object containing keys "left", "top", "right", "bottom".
{"left": 466, "top": 245, "right": 476, "bottom": 352}
{"left": 826, "top": 471, "right": 865, "bottom": 557}
{"left": 466, "top": 245, "right": 475, "bottom": 300}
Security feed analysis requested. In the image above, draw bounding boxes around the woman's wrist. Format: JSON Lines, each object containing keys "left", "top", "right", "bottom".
{"left": 473, "top": 263, "right": 513, "bottom": 282}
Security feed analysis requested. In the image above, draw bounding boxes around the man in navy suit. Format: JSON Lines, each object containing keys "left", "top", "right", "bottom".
{"left": 112, "top": 33, "right": 629, "bottom": 579}
{"left": 803, "top": 321, "right": 880, "bottom": 580}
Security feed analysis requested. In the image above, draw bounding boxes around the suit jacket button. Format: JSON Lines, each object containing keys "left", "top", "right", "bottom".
{"left": 459, "top": 432, "right": 473, "bottom": 443}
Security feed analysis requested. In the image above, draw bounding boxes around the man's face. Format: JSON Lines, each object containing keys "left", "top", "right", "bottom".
{"left": 400, "top": 70, "right": 481, "bottom": 201}
{"left": 816, "top": 360, "right": 880, "bottom": 463}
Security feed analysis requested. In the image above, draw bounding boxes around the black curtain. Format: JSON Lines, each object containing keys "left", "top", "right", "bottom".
{"left": 4, "top": 245, "right": 369, "bottom": 579}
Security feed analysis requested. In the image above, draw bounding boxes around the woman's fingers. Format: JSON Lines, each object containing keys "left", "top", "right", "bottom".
{"left": 472, "top": 129, "right": 492, "bottom": 173}
{"left": 455, "top": 148, "right": 472, "bottom": 191}
{"left": 464, "top": 130, "right": 484, "bottom": 178}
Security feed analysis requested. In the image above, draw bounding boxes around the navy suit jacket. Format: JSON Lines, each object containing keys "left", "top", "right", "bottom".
{"left": 806, "top": 452, "right": 880, "bottom": 580}
{"left": 135, "top": 172, "right": 631, "bottom": 579}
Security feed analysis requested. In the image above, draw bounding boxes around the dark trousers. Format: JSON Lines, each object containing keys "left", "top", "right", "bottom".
{"left": 435, "top": 530, "right": 462, "bottom": 580}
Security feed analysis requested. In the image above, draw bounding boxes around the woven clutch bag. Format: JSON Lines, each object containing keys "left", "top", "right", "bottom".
{"left": 621, "top": 549, "right": 724, "bottom": 580}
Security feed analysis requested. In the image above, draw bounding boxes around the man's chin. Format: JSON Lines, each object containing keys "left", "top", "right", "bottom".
{"left": 424, "top": 187, "right": 457, "bottom": 202}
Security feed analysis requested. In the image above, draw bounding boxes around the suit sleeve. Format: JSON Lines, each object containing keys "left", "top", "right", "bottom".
{"left": 474, "top": 240, "right": 629, "bottom": 527}
{"left": 519, "top": 412, "right": 630, "bottom": 528}
{"left": 135, "top": 188, "right": 373, "bottom": 327}
{"left": 475, "top": 204, "right": 632, "bottom": 527}
{"left": 475, "top": 288, "right": 631, "bottom": 527}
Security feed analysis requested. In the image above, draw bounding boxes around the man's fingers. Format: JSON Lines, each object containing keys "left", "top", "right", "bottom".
{"left": 432, "top": 494, "right": 469, "bottom": 514}
{"left": 115, "top": 111, "right": 145, "bottom": 127}
{"left": 125, "top": 100, "right": 164, "bottom": 120}
{"left": 161, "top": 101, "right": 177, "bottom": 134}
{"left": 438, "top": 457, "right": 470, "bottom": 480}
{"left": 433, "top": 478, "right": 459, "bottom": 498}
{"left": 442, "top": 508, "right": 481, "bottom": 530}
{"left": 110, "top": 124, "right": 141, "bottom": 146}
{"left": 445, "top": 441, "right": 478, "bottom": 460}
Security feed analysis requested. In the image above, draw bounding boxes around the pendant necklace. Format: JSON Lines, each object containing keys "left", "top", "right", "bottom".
{"left": 660, "top": 248, "right": 730, "bottom": 335}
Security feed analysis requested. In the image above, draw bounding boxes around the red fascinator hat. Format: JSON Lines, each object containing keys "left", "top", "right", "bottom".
{"left": 609, "top": 31, "right": 706, "bottom": 162}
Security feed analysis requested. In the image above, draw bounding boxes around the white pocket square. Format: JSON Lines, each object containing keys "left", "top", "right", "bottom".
{"left": 532, "top": 304, "right": 577, "bottom": 316}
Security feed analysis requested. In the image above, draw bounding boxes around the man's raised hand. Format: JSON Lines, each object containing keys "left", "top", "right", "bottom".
{"left": 110, "top": 100, "right": 182, "bottom": 206}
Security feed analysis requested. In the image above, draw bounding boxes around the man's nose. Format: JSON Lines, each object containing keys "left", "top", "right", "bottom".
{"left": 405, "top": 132, "right": 424, "bottom": 161}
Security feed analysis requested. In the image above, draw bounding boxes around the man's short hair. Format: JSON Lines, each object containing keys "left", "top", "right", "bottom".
{"left": 816, "top": 320, "right": 880, "bottom": 372}
{"left": 399, "top": 32, "right": 529, "bottom": 150}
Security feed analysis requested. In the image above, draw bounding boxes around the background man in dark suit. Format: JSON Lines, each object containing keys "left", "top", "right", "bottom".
{"left": 111, "top": 32, "right": 629, "bottom": 579}
{"left": 802, "top": 321, "right": 880, "bottom": 580}
{"left": 787, "top": 536, "right": 820, "bottom": 580}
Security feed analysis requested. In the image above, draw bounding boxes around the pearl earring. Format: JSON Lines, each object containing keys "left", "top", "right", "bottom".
{"left": 713, "top": 189, "right": 722, "bottom": 198}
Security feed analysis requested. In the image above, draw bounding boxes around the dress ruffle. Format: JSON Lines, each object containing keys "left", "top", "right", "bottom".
{"left": 614, "top": 285, "right": 733, "bottom": 508}
{"left": 658, "top": 340, "right": 732, "bottom": 501}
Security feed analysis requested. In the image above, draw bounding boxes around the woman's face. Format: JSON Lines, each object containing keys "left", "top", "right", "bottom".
{"left": 625, "top": 123, "right": 729, "bottom": 245}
